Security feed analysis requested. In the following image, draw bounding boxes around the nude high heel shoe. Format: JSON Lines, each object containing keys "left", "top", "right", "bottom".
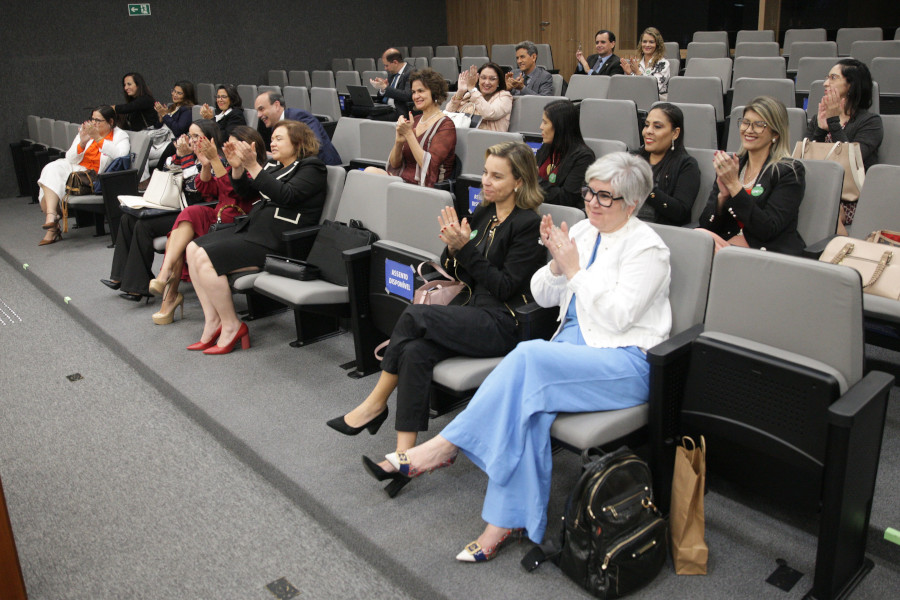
{"left": 148, "top": 272, "right": 178, "bottom": 297}
{"left": 152, "top": 293, "right": 184, "bottom": 325}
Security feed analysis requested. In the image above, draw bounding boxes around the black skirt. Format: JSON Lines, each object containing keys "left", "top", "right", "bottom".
{"left": 193, "top": 227, "right": 271, "bottom": 276}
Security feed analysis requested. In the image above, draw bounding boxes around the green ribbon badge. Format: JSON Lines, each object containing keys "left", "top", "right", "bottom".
{"left": 469, "top": 229, "right": 478, "bottom": 240}
{"left": 751, "top": 185, "right": 764, "bottom": 197}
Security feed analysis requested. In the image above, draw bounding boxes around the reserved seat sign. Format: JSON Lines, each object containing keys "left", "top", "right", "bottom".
{"left": 385, "top": 259, "right": 414, "bottom": 301}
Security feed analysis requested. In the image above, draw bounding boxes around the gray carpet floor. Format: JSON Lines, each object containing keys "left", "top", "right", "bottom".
{"left": 1, "top": 197, "right": 898, "bottom": 599}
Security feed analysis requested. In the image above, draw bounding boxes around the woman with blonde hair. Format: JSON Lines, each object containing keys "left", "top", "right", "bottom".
{"left": 621, "top": 27, "right": 671, "bottom": 99}
{"left": 327, "top": 142, "right": 546, "bottom": 498}
{"left": 699, "top": 96, "right": 806, "bottom": 254}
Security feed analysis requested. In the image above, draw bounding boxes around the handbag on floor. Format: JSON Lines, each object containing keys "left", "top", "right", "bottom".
{"left": 819, "top": 235, "right": 900, "bottom": 300}
{"left": 521, "top": 446, "right": 667, "bottom": 599}
{"left": 791, "top": 139, "right": 865, "bottom": 203}
{"left": 669, "top": 436, "right": 708, "bottom": 575}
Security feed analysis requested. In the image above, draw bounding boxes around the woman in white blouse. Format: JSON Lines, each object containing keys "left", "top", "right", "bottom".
{"left": 621, "top": 27, "right": 671, "bottom": 100}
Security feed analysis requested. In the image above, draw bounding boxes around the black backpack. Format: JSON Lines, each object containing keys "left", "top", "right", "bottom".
{"left": 523, "top": 446, "right": 667, "bottom": 599}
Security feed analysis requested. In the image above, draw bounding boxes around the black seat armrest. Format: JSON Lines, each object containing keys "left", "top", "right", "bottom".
{"left": 282, "top": 224, "right": 321, "bottom": 260}
{"left": 803, "top": 235, "right": 838, "bottom": 260}
{"left": 100, "top": 169, "right": 140, "bottom": 245}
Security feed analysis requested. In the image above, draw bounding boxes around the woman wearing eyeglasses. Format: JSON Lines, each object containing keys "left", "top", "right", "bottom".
{"left": 153, "top": 80, "right": 198, "bottom": 166}
{"left": 373, "top": 152, "right": 670, "bottom": 562}
{"left": 199, "top": 84, "right": 247, "bottom": 139}
{"left": 699, "top": 96, "right": 805, "bottom": 255}
{"left": 447, "top": 62, "right": 513, "bottom": 132}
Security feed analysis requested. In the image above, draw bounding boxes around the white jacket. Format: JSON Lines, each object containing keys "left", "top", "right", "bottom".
{"left": 65, "top": 127, "right": 130, "bottom": 173}
{"left": 531, "top": 217, "right": 671, "bottom": 351}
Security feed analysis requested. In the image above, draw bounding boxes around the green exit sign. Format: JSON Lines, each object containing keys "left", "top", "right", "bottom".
{"left": 128, "top": 3, "right": 150, "bottom": 16}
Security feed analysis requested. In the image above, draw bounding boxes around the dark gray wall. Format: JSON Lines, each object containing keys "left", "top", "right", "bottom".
{"left": 1, "top": 0, "right": 448, "bottom": 197}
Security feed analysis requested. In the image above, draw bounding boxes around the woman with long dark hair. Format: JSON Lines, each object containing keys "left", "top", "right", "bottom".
{"left": 114, "top": 72, "right": 156, "bottom": 131}
{"left": 447, "top": 62, "right": 513, "bottom": 131}
{"left": 199, "top": 84, "right": 247, "bottom": 139}
{"left": 534, "top": 99, "right": 595, "bottom": 207}
{"left": 154, "top": 80, "right": 198, "bottom": 166}
{"left": 632, "top": 103, "right": 700, "bottom": 226}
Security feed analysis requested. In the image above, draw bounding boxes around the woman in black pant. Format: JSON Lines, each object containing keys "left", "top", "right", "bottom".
{"left": 326, "top": 141, "right": 547, "bottom": 497}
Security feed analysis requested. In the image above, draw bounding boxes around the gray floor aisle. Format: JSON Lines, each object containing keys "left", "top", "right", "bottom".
{"left": 0, "top": 257, "right": 414, "bottom": 599}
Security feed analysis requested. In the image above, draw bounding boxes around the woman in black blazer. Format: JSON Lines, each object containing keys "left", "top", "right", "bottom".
{"left": 700, "top": 96, "right": 806, "bottom": 255}
{"left": 199, "top": 84, "right": 247, "bottom": 139}
{"left": 185, "top": 120, "right": 327, "bottom": 354}
{"left": 534, "top": 99, "right": 595, "bottom": 208}
{"left": 633, "top": 103, "right": 700, "bottom": 226}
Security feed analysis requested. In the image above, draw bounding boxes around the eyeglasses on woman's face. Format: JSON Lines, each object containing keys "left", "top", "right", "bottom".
{"left": 738, "top": 119, "right": 768, "bottom": 132}
{"left": 582, "top": 186, "right": 624, "bottom": 207}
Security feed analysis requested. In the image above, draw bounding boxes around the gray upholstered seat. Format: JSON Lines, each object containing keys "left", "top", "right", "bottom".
{"left": 490, "top": 44, "right": 517, "bottom": 69}
{"left": 334, "top": 71, "right": 361, "bottom": 95}
{"left": 579, "top": 98, "right": 641, "bottom": 150}
{"left": 311, "top": 70, "right": 335, "bottom": 89}
{"left": 458, "top": 129, "right": 523, "bottom": 177}
{"left": 731, "top": 77, "right": 795, "bottom": 111}
{"left": 584, "top": 138, "right": 628, "bottom": 160}
{"left": 685, "top": 147, "right": 717, "bottom": 223}
{"left": 288, "top": 70, "right": 311, "bottom": 88}
{"left": 310, "top": 87, "right": 341, "bottom": 122}
{"left": 684, "top": 57, "right": 733, "bottom": 92}
{"left": 329, "top": 117, "right": 365, "bottom": 168}
{"left": 236, "top": 84, "right": 258, "bottom": 108}
{"left": 658, "top": 101, "right": 717, "bottom": 150}
{"left": 878, "top": 114, "right": 900, "bottom": 166}
{"left": 508, "top": 95, "right": 566, "bottom": 135}
{"left": 731, "top": 56, "right": 786, "bottom": 83}
{"left": 836, "top": 27, "right": 882, "bottom": 55}
{"left": 268, "top": 70, "right": 288, "bottom": 87}
{"left": 795, "top": 158, "right": 843, "bottom": 245}
{"left": 283, "top": 86, "right": 310, "bottom": 112}
{"left": 608, "top": 74, "right": 659, "bottom": 112}
{"left": 667, "top": 76, "right": 725, "bottom": 121}
{"left": 565, "top": 74, "right": 610, "bottom": 101}
{"left": 330, "top": 58, "right": 352, "bottom": 73}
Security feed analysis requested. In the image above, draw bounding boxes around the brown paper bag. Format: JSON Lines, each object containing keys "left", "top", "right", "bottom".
{"left": 670, "top": 435, "right": 708, "bottom": 574}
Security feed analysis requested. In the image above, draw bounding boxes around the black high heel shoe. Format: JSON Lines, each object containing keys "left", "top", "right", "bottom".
{"left": 120, "top": 292, "right": 150, "bottom": 304}
{"left": 326, "top": 407, "right": 389, "bottom": 436}
{"left": 361, "top": 455, "right": 411, "bottom": 498}
{"left": 100, "top": 279, "right": 121, "bottom": 290}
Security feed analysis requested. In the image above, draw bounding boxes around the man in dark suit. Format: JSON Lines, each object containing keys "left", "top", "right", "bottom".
{"left": 254, "top": 91, "right": 341, "bottom": 165}
{"left": 575, "top": 30, "right": 625, "bottom": 76}
{"left": 369, "top": 48, "right": 413, "bottom": 118}
{"left": 506, "top": 40, "right": 554, "bottom": 96}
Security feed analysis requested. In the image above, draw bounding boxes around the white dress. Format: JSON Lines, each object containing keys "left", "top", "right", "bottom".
{"left": 38, "top": 128, "right": 130, "bottom": 201}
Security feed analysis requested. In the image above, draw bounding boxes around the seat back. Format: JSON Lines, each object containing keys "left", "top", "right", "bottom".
{"left": 796, "top": 158, "right": 843, "bottom": 244}
{"left": 795, "top": 57, "right": 840, "bottom": 94}
{"left": 435, "top": 45, "right": 460, "bottom": 61}
{"left": 410, "top": 46, "right": 434, "bottom": 60}
{"left": 608, "top": 74, "right": 659, "bottom": 112}
{"left": 683, "top": 57, "right": 733, "bottom": 92}
{"left": 460, "top": 56, "right": 490, "bottom": 73}
{"left": 354, "top": 57, "right": 377, "bottom": 74}
{"left": 783, "top": 28, "right": 827, "bottom": 58}
{"left": 667, "top": 76, "right": 726, "bottom": 121}
{"left": 385, "top": 182, "right": 454, "bottom": 256}
{"left": 51, "top": 120, "right": 69, "bottom": 151}
{"left": 459, "top": 129, "right": 523, "bottom": 176}
{"left": 736, "top": 30, "right": 775, "bottom": 45}
{"left": 705, "top": 247, "right": 863, "bottom": 388}
{"left": 243, "top": 108, "right": 259, "bottom": 129}
{"left": 649, "top": 224, "right": 714, "bottom": 335}
{"left": 38, "top": 117, "right": 54, "bottom": 147}
{"left": 268, "top": 70, "right": 288, "bottom": 87}
{"left": 579, "top": 98, "right": 641, "bottom": 150}
{"left": 731, "top": 56, "right": 786, "bottom": 83}
{"left": 508, "top": 95, "right": 566, "bottom": 135}
{"left": 330, "top": 117, "right": 365, "bottom": 167}
{"left": 357, "top": 120, "right": 396, "bottom": 162}
{"left": 733, "top": 42, "right": 780, "bottom": 59}
{"left": 535, "top": 43, "right": 554, "bottom": 70}
{"left": 659, "top": 101, "right": 717, "bottom": 150}
{"left": 283, "top": 86, "right": 311, "bottom": 112}
{"left": 236, "top": 84, "right": 258, "bottom": 108}
{"left": 847, "top": 164, "right": 900, "bottom": 238}
{"left": 462, "top": 44, "right": 488, "bottom": 58}
{"left": 731, "top": 77, "right": 795, "bottom": 112}
{"left": 565, "top": 74, "right": 610, "bottom": 101}
{"left": 321, "top": 166, "right": 348, "bottom": 223}
{"left": 685, "top": 147, "right": 717, "bottom": 223}
{"left": 491, "top": 44, "right": 517, "bottom": 69}
{"left": 289, "top": 70, "right": 311, "bottom": 88}
{"left": 787, "top": 42, "right": 837, "bottom": 72}
{"left": 191, "top": 105, "right": 203, "bottom": 121}
{"left": 127, "top": 131, "right": 153, "bottom": 176}
{"left": 26, "top": 114, "right": 40, "bottom": 140}
{"left": 836, "top": 27, "right": 883, "bottom": 55}
{"left": 849, "top": 40, "right": 900, "bottom": 68}
{"left": 334, "top": 170, "right": 402, "bottom": 239}
{"left": 665, "top": 41, "right": 680, "bottom": 61}
{"left": 310, "top": 87, "right": 341, "bottom": 122}
{"left": 693, "top": 31, "right": 729, "bottom": 46}
{"left": 871, "top": 57, "right": 900, "bottom": 95}
{"left": 412, "top": 57, "right": 429, "bottom": 71}
{"left": 258, "top": 85, "right": 281, "bottom": 97}
{"left": 431, "top": 57, "right": 460, "bottom": 82}
{"left": 539, "top": 202, "right": 586, "bottom": 230}
{"left": 877, "top": 114, "right": 900, "bottom": 166}
{"left": 197, "top": 83, "right": 216, "bottom": 106}
{"left": 393, "top": 47, "right": 409, "bottom": 59}
{"left": 584, "top": 137, "right": 628, "bottom": 160}
{"left": 686, "top": 42, "right": 729, "bottom": 65}
{"left": 311, "top": 70, "right": 335, "bottom": 88}
{"left": 331, "top": 58, "right": 353, "bottom": 73}
{"left": 335, "top": 71, "right": 361, "bottom": 94}
{"left": 67, "top": 122, "right": 80, "bottom": 144}
{"left": 551, "top": 74, "right": 564, "bottom": 96}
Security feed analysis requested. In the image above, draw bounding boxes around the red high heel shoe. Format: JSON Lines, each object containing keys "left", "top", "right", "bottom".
{"left": 203, "top": 322, "right": 250, "bottom": 355}
{"left": 187, "top": 326, "right": 221, "bottom": 351}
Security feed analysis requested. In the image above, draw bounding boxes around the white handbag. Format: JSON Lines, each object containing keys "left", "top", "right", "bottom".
{"left": 118, "top": 168, "right": 185, "bottom": 211}
{"left": 819, "top": 234, "right": 900, "bottom": 300}
{"left": 791, "top": 139, "right": 865, "bottom": 203}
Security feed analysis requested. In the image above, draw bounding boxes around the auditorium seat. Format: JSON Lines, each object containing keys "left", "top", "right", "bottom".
{"left": 564, "top": 74, "right": 610, "bottom": 101}
{"left": 579, "top": 98, "right": 641, "bottom": 150}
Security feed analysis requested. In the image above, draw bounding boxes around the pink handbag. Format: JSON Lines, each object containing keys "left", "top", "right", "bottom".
{"left": 413, "top": 261, "right": 466, "bottom": 306}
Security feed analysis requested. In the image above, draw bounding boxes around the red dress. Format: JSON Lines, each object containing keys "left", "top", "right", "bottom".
{"left": 386, "top": 114, "right": 456, "bottom": 187}
{"left": 169, "top": 167, "right": 258, "bottom": 279}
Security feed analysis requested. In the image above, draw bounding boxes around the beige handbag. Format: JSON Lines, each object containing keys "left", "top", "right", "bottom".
{"left": 819, "top": 235, "right": 900, "bottom": 300}
{"left": 792, "top": 139, "right": 865, "bottom": 203}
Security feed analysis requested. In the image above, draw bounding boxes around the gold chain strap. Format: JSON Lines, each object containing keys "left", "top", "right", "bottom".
{"left": 863, "top": 251, "right": 893, "bottom": 288}
{"left": 829, "top": 243, "right": 853, "bottom": 265}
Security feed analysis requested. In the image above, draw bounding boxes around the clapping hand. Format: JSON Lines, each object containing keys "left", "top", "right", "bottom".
{"left": 195, "top": 136, "right": 219, "bottom": 165}
{"left": 370, "top": 76, "right": 388, "bottom": 92}
{"left": 199, "top": 103, "right": 214, "bottom": 120}
{"left": 154, "top": 101, "right": 169, "bottom": 119}
{"left": 222, "top": 139, "right": 243, "bottom": 168}
{"left": 540, "top": 214, "right": 579, "bottom": 278}
{"left": 174, "top": 134, "right": 192, "bottom": 157}
{"left": 438, "top": 206, "right": 472, "bottom": 253}
{"left": 505, "top": 72, "right": 524, "bottom": 90}
{"left": 465, "top": 64, "right": 478, "bottom": 90}
{"left": 78, "top": 121, "right": 92, "bottom": 144}
{"left": 396, "top": 112, "right": 413, "bottom": 140}
{"left": 456, "top": 71, "right": 469, "bottom": 94}
{"left": 713, "top": 150, "right": 740, "bottom": 203}
{"left": 822, "top": 86, "right": 844, "bottom": 120}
